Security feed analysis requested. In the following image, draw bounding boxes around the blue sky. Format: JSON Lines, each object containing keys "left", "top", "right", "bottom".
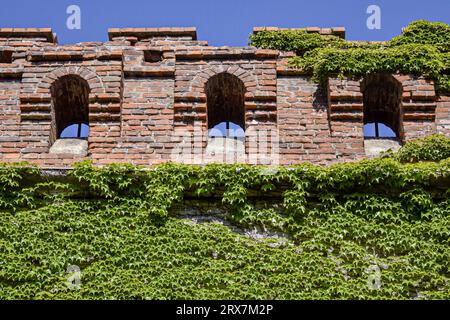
{"left": 1, "top": 0, "right": 449, "bottom": 45}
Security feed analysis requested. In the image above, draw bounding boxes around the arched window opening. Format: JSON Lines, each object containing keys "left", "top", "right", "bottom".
{"left": 362, "top": 74, "right": 402, "bottom": 139}
{"left": 49, "top": 75, "right": 90, "bottom": 155}
{"left": 362, "top": 74, "right": 403, "bottom": 156}
{"left": 206, "top": 73, "right": 246, "bottom": 133}
{"left": 205, "top": 73, "right": 246, "bottom": 163}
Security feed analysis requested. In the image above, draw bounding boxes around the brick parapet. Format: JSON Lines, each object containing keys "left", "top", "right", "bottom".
{"left": 0, "top": 27, "right": 448, "bottom": 167}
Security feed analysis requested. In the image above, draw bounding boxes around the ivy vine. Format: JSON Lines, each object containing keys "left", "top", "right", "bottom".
{"left": 0, "top": 135, "right": 449, "bottom": 299}
{"left": 249, "top": 20, "right": 450, "bottom": 92}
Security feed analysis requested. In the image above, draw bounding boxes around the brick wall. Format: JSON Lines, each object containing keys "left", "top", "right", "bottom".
{"left": 277, "top": 76, "right": 339, "bottom": 165}
{"left": 436, "top": 95, "right": 450, "bottom": 136}
{"left": 0, "top": 27, "right": 449, "bottom": 168}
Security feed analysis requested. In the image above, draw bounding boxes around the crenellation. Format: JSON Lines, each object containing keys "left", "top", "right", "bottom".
{"left": 0, "top": 26, "right": 448, "bottom": 167}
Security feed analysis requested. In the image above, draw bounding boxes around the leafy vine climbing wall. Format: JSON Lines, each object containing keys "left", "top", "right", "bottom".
{"left": 0, "top": 135, "right": 449, "bottom": 299}
{"left": 250, "top": 20, "right": 450, "bottom": 92}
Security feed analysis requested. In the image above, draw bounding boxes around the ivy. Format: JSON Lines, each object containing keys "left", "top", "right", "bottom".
{"left": 389, "top": 20, "right": 450, "bottom": 48}
{"left": 249, "top": 20, "right": 450, "bottom": 92}
{"left": 0, "top": 136, "right": 449, "bottom": 299}
{"left": 387, "top": 134, "right": 450, "bottom": 163}
{"left": 248, "top": 29, "right": 345, "bottom": 55}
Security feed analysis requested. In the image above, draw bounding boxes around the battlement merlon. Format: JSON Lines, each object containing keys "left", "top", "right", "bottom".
{"left": 0, "top": 26, "right": 345, "bottom": 46}
{"left": 0, "top": 28, "right": 57, "bottom": 43}
{"left": 253, "top": 26, "right": 346, "bottom": 39}
{"left": 108, "top": 27, "right": 198, "bottom": 42}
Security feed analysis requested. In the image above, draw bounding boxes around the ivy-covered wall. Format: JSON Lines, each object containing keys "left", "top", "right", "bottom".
{"left": 254, "top": 20, "right": 450, "bottom": 163}
{"left": 0, "top": 135, "right": 449, "bottom": 299}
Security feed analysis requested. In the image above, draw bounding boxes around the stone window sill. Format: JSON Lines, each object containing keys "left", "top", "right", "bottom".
{"left": 49, "top": 139, "right": 88, "bottom": 156}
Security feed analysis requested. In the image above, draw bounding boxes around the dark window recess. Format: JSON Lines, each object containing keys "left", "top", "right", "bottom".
{"left": 50, "top": 75, "right": 90, "bottom": 145}
{"left": 361, "top": 74, "right": 403, "bottom": 139}
{"left": 0, "top": 51, "right": 13, "bottom": 64}
{"left": 144, "top": 50, "right": 164, "bottom": 63}
{"left": 206, "top": 72, "right": 246, "bottom": 134}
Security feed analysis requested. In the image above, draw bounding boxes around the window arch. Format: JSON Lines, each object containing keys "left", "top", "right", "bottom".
{"left": 49, "top": 75, "right": 90, "bottom": 155}
{"left": 206, "top": 72, "right": 246, "bottom": 137}
{"left": 361, "top": 73, "right": 403, "bottom": 157}
{"left": 50, "top": 75, "right": 90, "bottom": 144}
{"left": 205, "top": 73, "right": 246, "bottom": 162}
{"left": 361, "top": 74, "right": 403, "bottom": 139}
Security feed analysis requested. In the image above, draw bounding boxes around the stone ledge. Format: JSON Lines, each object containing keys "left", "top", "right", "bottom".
{"left": 0, "top": 28, "right": 56, "bottom": 43}
{"left": 108, "top": 27, "right": 197, "bottom": 41}
{"left": 364, "top": 138, "right": 401, "bottom": 157}
{"left": 175, "top": 47, "right": 279, "bottom": 60}
{"left": 49, "top": 139, "right": 88, "bottom": 156}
